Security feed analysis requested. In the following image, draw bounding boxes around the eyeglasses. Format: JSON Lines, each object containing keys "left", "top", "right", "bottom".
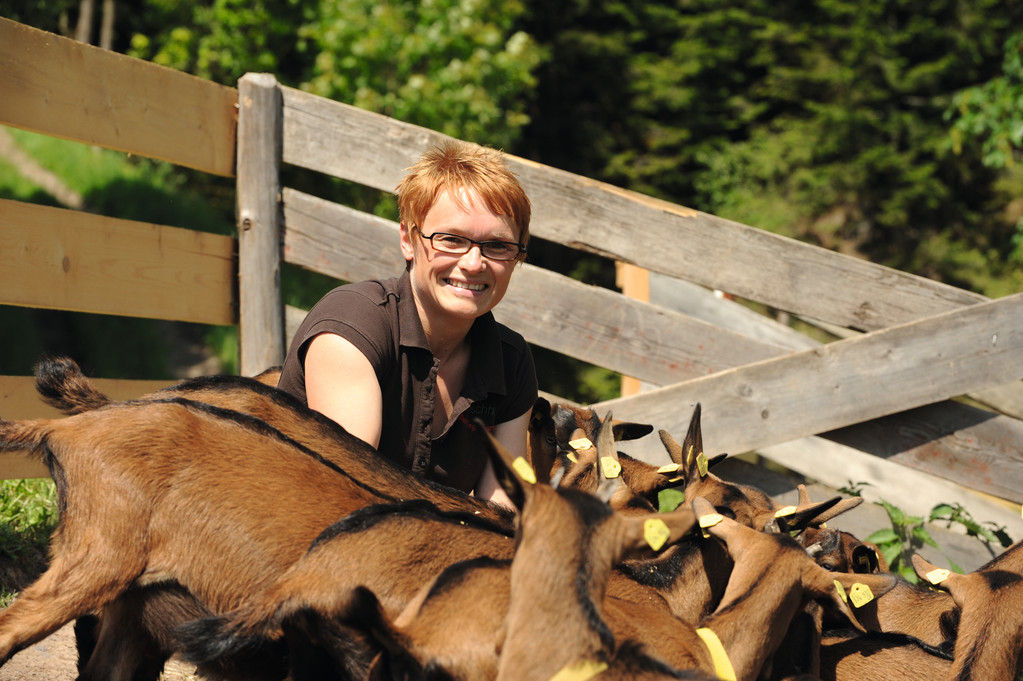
{"left": 412, "top": 226, "right": 526, "bottom": 261}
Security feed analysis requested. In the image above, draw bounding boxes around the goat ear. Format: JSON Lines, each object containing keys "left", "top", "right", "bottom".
{"left": 793, "top": 485, "right": 864, "bottom": 528}
{"left": 797, "top": 484, "right": 812, "bottom": 506}
{"left": 528, "top": 397, "right": 552, "bottom": 434}
{"left": 476, "top": 417, "right": 530, "bottom": 510}
{"left": 911, "top": 554, "right": 959, "bottom": 593}
{"left": 706, "top": 453, "right": 727, "bottom": 469}
{"left": 850, "top": 544, "right": 882, "bottom": 573}
{"left": 657, "top": 402, "right": 706, "bottom": 479}
{"left": 809, "top": 496, "right": 864, "bottom": 527}
{"left": 531, "top": 396, "right": 551, "bottom": 419}
{"left": 612, "top": 420, "right": 654, "bottom": 442}
{"left": 594, "top": 411, "right": 621, "bottom": 503}
{"left": 825, "top": 572, "right": 901, "bottom": 633}
{"left": 622, "top": 507, "right": 697, "bottom": 556}
{"left": 777, "top": 496, "right": 844, "bottom": 533}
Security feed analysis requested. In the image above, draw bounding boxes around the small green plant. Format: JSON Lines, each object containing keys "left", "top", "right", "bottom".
{"left": 0, "top": 478, "right": 58, "bottom": 597}
{"left": 839, "top": 480, "right": 1015, "bottom": 583}
{"left": 866, "top": 499, "right": 948, "bottom": 581}
{"left": 929, "top": 502, "right": 1014, "bottom": 549}
{"left": 0, "top": 478, "right": 58, "bottom": 556}
{"left": 657, "top": 487, "right": 685, "bottom": 513}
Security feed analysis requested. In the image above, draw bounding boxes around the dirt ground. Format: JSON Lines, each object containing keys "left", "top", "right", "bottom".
{"left": 0, "top": 623, "right": 200, "bottom": 681}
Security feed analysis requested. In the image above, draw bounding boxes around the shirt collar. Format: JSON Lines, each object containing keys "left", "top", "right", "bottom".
{"left": 394, "top": 270, "right": 507, "bottom": 398}
{"left": 394, "top": 270, "right": 431, "bottom": 352}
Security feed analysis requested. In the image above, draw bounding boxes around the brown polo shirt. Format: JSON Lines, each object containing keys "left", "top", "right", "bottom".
{"left": 277, "top": 271, "right": 538, "bottom": 493}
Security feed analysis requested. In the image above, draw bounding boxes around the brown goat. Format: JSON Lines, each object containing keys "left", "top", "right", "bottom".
{"left": 179, "top": 413, "right": 713, "bottom": 679}
{"left": 333, "top": 413, "right": 715, "bottom": 681}
{"left": 287, "top": 416, "right": 888, "bottom": 681}
{"left": 30, "top": 356, "right": 516, "bottom": 679}
{"left": 818, "top": 629, "right": 952, "bottom": 681}
{"left": 0, "top": 388, "right": 514, "bottom": 680}
{"left": 176, "top": 498, "right": 518, "bottom": 679}
{"left": 659, "top": 404, "right": 858, "bottom": 535}
{"left": 688, "top": 496, "right": 903, "bottom": 681}
{"left": 171, "top": 412, "right": 742, "bottom": 679}
{"left": 912, "top": 543, "right": 1023, "bottom": 681}
{"left": 32, "top": 356, "right": 511, "bottom": 526}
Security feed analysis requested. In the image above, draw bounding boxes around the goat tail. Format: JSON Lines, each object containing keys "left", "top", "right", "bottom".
{"left": 0, "top": 417, "right": 53, "bottom": 455}
{"left": 34, "top": 356, "right": 112, "bottom": 415}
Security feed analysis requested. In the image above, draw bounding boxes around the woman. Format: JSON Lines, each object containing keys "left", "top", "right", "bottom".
{"left": 277, "top": 141, "right": 537, "bottom": 510}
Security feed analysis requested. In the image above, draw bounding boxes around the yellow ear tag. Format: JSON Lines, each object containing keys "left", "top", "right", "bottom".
{"left": 568, "top": 437, "right": 593, "bottom": 451}
{"left": 774, "top": 505, "right": 797, "bottom": 518}
{"left": 849, "top": 583, "right": 874, "bottom": 608}
{"left": 925, "top": 568, "right": 950, "bottom": 585}
{"left": 548, "top": 659, "right": 608, "bottom": 681}
{"left": 566, "top": 451, "right": 578, "bottom": 464}
{"left": 657, "top": 463, "right": 681, "bottom": 474}
{"left": 667, "top": 476, "right": 684, "bottom": 484}
{"left": 699, "top": 512, "right": 724, "bottom": 538}
{"left": 696, "top": 451, "right": 709, "bottom": 478}
{"left": 833, "top": 580, "right": 848, "bottom": 603}
{"left": 600, "top": 456, "right": 621, "bottom": 479}
{"left": 644, "top": 518, "right": 671, "bottom": 551}
{"left": 512, "top": 457, "right": 537, "bottom": 484}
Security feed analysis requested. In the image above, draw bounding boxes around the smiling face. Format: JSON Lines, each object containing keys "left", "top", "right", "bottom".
{"left": 400, "top": 187, "right": 520, "bottom": 341}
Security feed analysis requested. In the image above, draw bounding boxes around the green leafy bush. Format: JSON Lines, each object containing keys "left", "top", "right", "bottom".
{"left": 0, "top": 478, "right": 58, "bottom": 604}
{"left": 841, "top": 480, "right": 1013, "bottom": 582}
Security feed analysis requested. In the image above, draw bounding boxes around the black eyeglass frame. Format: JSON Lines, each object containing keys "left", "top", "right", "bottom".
{"left": 411, "top": 226, "right": 527, "bottom": 261}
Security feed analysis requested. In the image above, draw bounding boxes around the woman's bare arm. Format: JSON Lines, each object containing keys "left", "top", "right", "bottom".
{"left": 304, "top": 332, "right": 383, "bottom": 449}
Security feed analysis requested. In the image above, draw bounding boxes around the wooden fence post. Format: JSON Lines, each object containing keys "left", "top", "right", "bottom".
{"left": 236, "top": 73, "right": 285, "bottom": 376}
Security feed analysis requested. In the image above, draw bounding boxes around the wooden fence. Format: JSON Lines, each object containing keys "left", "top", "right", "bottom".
{"left": 2, "top": 17, "right": 1021, "bottom": 530}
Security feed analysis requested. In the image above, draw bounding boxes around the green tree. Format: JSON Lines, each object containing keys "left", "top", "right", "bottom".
{"left": 119, "top": 0, "right": 545, "bottom": 150}
{"left": 946, "top": 30, "right": 1023, "bottom": 262}
{"left": 519, "top": 0, "right": 1023, "bottom": 299}
{"left": 301, "top": 0, "right": 544, "bottom": 150}
{"left": 948, "top": 30, "right": 1023, "bottom": 169}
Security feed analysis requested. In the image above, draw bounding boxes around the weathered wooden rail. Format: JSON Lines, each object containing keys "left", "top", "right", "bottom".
{"left": 1, "top": 18, "right": 1021, "bottom": 531}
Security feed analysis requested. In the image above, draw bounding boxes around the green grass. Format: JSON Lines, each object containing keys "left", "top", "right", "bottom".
{"left": 0, "top": 478, "right": 58, "bottom": 605}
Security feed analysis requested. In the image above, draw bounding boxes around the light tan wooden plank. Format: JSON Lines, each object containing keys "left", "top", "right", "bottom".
{"left": 510, "top": 160, "right": 988, "bottom": 332}
{"left": 0, "top": 17, "right": 237, "bottom": 176}
{"left": 821, "top": 401, "right": 1023, "bottom": 503}
{"left": 0, "top": 455, "right": 49, "bottom": 480}
{"left": 281, "top": 189, "right": 790, "bottom": 383}
{"left": 0, "top": 375, "right": 173, "bottom": 479}
{"left": 0, "top": 200, "right": 236, "bottom": 325}
{"left": 643, "top": 270, "right": 1023, "bottom": 500}
{"left": 282, "top": 188, "right": 405, "bottom": 283}
{"left": 0, "top": 375, "right": 173, "bottom": 419}
{"left": 237, "top": 74, "right": 285, "bottom": 376}
{"left": 278, "top": 85, "right": 986, "bottom": 332}
{"left": 595, "top": 293, "right": 1023, "bottom": 483}
{"left": 971, "top": 381, "right": 1023, "bottom": 420}
{"left": 281, "top": 87, "right": 434, "bottom": 194}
